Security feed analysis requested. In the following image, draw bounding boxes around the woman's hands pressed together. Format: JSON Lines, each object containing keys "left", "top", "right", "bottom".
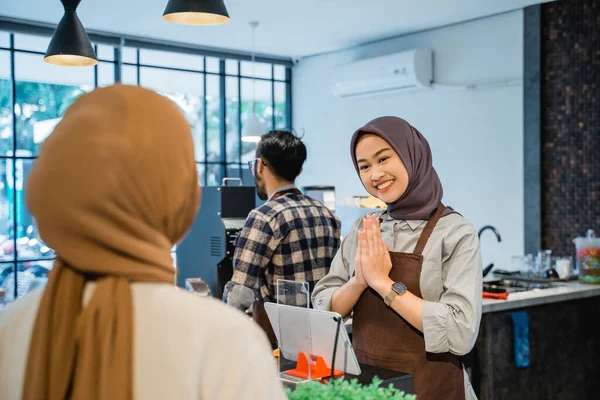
{"left": 357, "top": 215, "right": 424, "bottom": 331}
{"left": 358, "top": 215, "right": 393, "bottom": 293}
{"left": 330, "top": 214, "right": 393, "bottom": 317}
{"left": 331, "top": 214, "right": 424, "bottom": 328}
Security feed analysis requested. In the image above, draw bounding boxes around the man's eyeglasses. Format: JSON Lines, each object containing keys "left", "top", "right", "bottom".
{"left": 248, "top": 158, "right": 267, "bottom": 171}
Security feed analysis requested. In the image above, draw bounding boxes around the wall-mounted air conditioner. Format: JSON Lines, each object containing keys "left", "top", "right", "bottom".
{"left": 331, "top": 49, "right": 433, "bottom": 98}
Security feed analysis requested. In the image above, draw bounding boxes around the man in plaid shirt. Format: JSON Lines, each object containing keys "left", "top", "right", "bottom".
{"left": 224, "top": 130, "right": 340, "bottom": 309}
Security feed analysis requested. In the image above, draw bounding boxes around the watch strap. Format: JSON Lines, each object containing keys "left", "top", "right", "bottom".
{"left": 384, "top": 282, "right": 407, "bottom": 307}
{"left": 384, "top": 290, "right": 397, "bottom": 307}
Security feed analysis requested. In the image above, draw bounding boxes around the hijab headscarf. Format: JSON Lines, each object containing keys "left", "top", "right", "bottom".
{"left": 350, "top": 116, "right": 454, "bottom": 220}
{"left": 23, "top": 84, "right": 200, "bottom": 400}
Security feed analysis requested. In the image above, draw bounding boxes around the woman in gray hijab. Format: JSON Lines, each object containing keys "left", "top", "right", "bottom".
{"left": 312, "top": 116, "right": 482, "bottom": 400}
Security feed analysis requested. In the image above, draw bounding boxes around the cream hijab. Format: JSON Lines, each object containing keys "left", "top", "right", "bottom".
{"left": 23, "top": 84, "right": 200, "bottom": 400}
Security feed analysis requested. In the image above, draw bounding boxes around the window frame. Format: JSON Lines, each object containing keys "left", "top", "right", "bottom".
{"left": 0, "top": 28, "right": 292, "bottom": 301}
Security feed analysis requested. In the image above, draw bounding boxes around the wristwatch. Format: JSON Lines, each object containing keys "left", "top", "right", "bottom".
{"left": 384, "top": 281, "right": 407, "bottom": 307}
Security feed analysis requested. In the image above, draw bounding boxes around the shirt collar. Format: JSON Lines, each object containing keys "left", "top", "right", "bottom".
{"left": 380, "top": 211, "right": 426, "bottom": 231}
{"left": 268, "top": 184, "right": 298, "bottom": 201}
{"left": 406, "top": 220, "right": 426, "bottom": 230}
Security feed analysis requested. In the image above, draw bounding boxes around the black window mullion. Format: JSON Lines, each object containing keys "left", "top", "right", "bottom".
{"left": 271, "top": 65, "right": 276, "bottom": 130}
{"left": 285, "top": 67, "right": 292, "bottom": 129}
{"left": 9, "top": 33, "right": 17, "bottom": 299}
{"left": 0, "top": 155, "right": 37, "bottom": 160}
{"left": 237, "top": 61, "right": 242, "bottom": 167}
{"left": 202, "top": 57, "right": 208, "bottom": 185}
{"left": 114, "top": 47, "right": 121, "bottom": 83}
{"left": 125, "top": 62, "right": 206, "bottom": 75}
{"left": 136, "top": 49, "right": 141, "bottom": 86}
{"left": 219, "top": 59, "right": 226, "bottom": 180}
{"left": 93, "top": 45, "right": 99, "bottom": 87}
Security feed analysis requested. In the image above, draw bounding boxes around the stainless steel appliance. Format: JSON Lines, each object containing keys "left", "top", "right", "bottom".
{"left": 176, "top": 179, "right": 256, "bottom": 298}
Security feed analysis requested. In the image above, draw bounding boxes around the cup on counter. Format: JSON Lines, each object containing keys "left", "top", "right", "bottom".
{"left": 533, "top": 250, "right": 552, "bottom": 276}
{"left": 555, "top": 257, "right": 573, "bottom": 279}
{"left": 515, "top": 254, "right": 535, "bottom": 276}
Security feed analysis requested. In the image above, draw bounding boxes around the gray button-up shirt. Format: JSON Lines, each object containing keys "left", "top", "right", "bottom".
{"left": 311, "top": 211, "right": 482, "bottom": 399}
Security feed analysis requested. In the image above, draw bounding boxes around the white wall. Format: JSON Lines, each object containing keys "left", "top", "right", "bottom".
{"left": 293, "top": 11, "right": 524, "bottom": 271}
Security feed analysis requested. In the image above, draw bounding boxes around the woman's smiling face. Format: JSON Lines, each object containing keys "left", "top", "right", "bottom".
{"left": 355, "top": 134, "right": 409, "bottom": 203}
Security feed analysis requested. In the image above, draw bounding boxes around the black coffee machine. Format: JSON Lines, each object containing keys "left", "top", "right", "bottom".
{"left": 176, "top": 178, "right": 256, "bottom": 299}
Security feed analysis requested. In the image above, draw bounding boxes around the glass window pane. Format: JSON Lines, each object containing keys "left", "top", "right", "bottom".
{"left": 206, "top": 75, "right": 220, "bottom": 162}
{"left": 140, "top": 66, "right": 204, "bottom": 96}
{"left": 241, "top": 61, "right": 271, "bottom": 79}
{"left": 0, "top": 160, "right": 15, "bottom": 262}
{"left": 207, "top": 164, "right": 221, "bottom": 186}
{"left": 225, "top": 60, "right": 238, "bottom": 75}
{"left": 21, "top": 260, "right": 52, "bottom": 295}
{"left": 241, "top": 78, "right": 272, "bottom": 157}
{"left": 196, "top": 163, "right": 205, "bottom": 186}
{"left": 122, "top": 65, "right": 138, "bottom": 85}
{"left": 140, "top": 49, "right": 203, "bottom": 71}
{"left": 1, "top": 260, "right": 53, "bottom": 302}
{"left": 274, "top": 82, "right": 287, "bottom": 130}
{"left": 122, "top": 47, "right": 138, "bottom": 64}
{"left": 98, "top": 62, "right": 115, "bottom": 87}
{"left": 16, "top": 159, "right": 55, "bottom": 261}
{"left": 14, "top": 53, "right": 94, "bottom": 155}
{"left": 0, "top": 33, "right": 9, "bottom": 48}
{"left": 225, "top": 77, "right": 240, "bottom": 163}
{"left": 274, "top": 65, "right": 286, "bottom": 81}
{"left": 206, "top": 57, "right": 219, "bottom": 73}
{"left": 226, "top": 164, "right": 242, "bottom": 180}
{"left": 14, "top": 33, "right": 50, "bottom": 53}
{"left": 96, "top": 44, "right": 115, "bottom": 61}
{"left": 0, "top": 263, "right": 16, "bottom": 302}
{"left": 140, "top": 67, "right": 205, "bottom": 162}
{"left": 241, "top": 79, "right": 272, "bottom": 119}
{"left": 0, "top": 50, "right": 12, "bottom": 158}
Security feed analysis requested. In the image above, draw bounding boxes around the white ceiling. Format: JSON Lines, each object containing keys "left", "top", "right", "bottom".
{"left": 2, "top": 0, "right": 554, "bottom": 59}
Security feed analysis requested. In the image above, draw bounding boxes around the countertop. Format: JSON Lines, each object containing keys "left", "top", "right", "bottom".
{"left": 482, "top": 280, "right": 600, "bottom": 313}
{"left": 344, "top": 281, "right": 600, "bottom": 332}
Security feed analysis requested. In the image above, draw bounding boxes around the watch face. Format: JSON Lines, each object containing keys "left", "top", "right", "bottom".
{"left": 392, "top": 281, "right": 406, "bottom": 294}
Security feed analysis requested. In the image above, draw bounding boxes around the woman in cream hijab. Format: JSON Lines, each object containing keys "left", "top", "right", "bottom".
{"left": 0, "top": 85, "right": 286, "bottom": 400}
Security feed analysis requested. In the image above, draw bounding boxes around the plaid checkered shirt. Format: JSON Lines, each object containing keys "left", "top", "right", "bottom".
{"left": 226, "top": 191, "right": 341, "bottom": 307}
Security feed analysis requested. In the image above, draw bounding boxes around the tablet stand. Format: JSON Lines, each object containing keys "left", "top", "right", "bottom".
{"left": 276, "top": 280, "right": 313, "bottom": 384}
{"left": 285, "top": 352, "right": 344, "bottom": 380}
{"left": 274, "top": 280, "right": 347, "bottom": 384}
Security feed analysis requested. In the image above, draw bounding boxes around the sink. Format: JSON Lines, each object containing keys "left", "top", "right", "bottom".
{"left": 483, "top": 278, "right": 556, "bottom": 294}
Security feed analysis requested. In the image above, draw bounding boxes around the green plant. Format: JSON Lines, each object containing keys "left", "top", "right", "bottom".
{"left": 286, "top": 377, "right": 416, "bottom": 400}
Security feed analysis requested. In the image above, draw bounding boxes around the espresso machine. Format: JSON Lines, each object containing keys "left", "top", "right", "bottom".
{"left": 176, "top": 178, "right": 256, "bottom": 299}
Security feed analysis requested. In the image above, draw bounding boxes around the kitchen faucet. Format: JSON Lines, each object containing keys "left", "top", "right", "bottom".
{"left": 478, "top": 225, "right": 502, "bottom": 242}
{"left": 478, "top": 225, "right": 502, "bottom": 277}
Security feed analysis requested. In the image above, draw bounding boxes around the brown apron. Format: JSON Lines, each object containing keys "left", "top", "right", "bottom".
{"left": 352, "top": 203, "right": 465, "bottom": 400}
{"left": 252, "top": 187, "right": 302, "bottom": 349}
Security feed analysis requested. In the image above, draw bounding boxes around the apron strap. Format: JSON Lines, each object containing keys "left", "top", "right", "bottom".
{"left": 413, "top": 203, "right": 446, "bottom": 255}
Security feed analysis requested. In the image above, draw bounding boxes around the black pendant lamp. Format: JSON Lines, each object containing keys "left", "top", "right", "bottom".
{"left": 44, "top": 0, "right": 97, "bottom": 66}
{"left": 163, "top": 0, "right": 230, "bottom": 26}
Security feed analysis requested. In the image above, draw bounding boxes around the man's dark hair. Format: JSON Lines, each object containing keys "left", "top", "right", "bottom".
{"left": 256, "top": 130, "right": 307, "bottom": 182}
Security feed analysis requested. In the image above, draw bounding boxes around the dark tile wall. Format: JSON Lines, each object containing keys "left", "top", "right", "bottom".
{"left": 541, "top": 0, "right": 600, "bottom": 255}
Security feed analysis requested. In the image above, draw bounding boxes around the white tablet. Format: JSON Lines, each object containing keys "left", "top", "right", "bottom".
{"left": 264, "top": 302, "right": 362, "bottom": 376}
